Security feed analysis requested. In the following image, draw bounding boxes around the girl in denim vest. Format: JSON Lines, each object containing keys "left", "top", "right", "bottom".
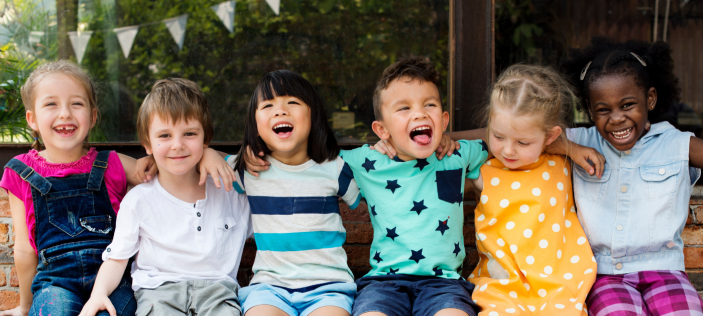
{"left": 561, "top": 37, "right": 703, "bottom": 315}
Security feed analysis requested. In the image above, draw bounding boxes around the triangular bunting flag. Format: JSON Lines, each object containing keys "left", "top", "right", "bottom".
{"left": 67, "top": 31, "right": 93, "bottom": 64}
{"left": 265, "top": 0, "right": 280, "bottom": 15}
{"left": 211, "top": 1, "right": 235, "bottom": 33}
{"left": 114, "top": 26, "right": 139, "bottom": 58}
{"left": 163, "top": 14, "right": 188, "bottom": 50}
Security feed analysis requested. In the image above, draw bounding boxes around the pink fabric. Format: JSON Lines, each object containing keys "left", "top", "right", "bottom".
{"left": 0, "top": 148, "right": 127, "bottom": 254}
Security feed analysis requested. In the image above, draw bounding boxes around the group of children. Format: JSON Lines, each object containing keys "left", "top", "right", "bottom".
{"left": 1, "top": 37, "right": 702, "bottom": 316}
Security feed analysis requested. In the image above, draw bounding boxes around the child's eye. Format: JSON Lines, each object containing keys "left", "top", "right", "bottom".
{"left": 493, "top": 134, "right": 503, "bottom": 140}
{"left": 261, "top": 104, "right": 273, "bottom": 109}
{"left": 398, "top": 106, "right": 410, "bottom": 111}
{"left": 185, "top": 132, "right": 197, "bottom": 136}
{"left": 426, "top": 103, "right": 437, "bottom": 107}
{"left": 518, "top": 141, "right": 529, "bottom": 146}
{"left": 72, "top": 102, "right": 84, "bottom": 106}
{"left": 622, "top": 103, "right": 635, "bottom": 109}
{"left": 288, "top": 100, "right": 300, "bottom": 105}
{"left": 158, "top": 134, "right": 170, "bottom": 138}
{"left": 45, "top": 102, "right": 56, "bottom": 107}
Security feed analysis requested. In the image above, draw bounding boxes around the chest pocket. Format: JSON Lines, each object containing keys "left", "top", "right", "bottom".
{"left": 290, "top": 197, "right": 330, "bottom": 227}
{"left": 216, "top": 217, "right": 237, "bottom": 255}
{"left": 640, "top": 162, "right": 681, "bottom": 199}
{"left": 436, "top": 169, "right": 463, "bottom": 204}
{"left": 573, "top": 166, "right": 611, "bottom": 202}
{"left": 46, "top": 189, "right": 96, "bottom": 236}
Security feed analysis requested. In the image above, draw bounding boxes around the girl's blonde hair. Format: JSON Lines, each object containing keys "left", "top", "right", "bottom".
{"left": 20, "top": 60, "right": 99, "bottom": 151}
{"left": 484, "top": 64, "right": 576, "bottom": 145}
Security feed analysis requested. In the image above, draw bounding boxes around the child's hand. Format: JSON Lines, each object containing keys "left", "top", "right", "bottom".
{"left": 369, "top": 140, "right": 396, "bottom": 159}
{"left": 569, "top": 144, "right": 606, "bottom": 178}
{"left": 78, "top": 295, "right": 115, "bottom": 316}
{"left": 133, "top": 155, "right": 158, "bottom": 183}
{"left": 0, "top": 306, "right": 29, "bottom": 316}
{"left": 243, "top": 146, "right": 270, "bottom": 177}
{"left": 199, "top": 148, "right": 236, "bottom": 191}
{"left": 435, "top": 134, "right": 461, "bottom": 160}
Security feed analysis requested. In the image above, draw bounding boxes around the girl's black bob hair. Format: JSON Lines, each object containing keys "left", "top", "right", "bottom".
{"left": 234, "top": 70, "right": 339, "bottom": 172}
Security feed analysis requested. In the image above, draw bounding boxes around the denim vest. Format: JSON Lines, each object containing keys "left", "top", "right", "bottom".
{"left": 568, "top": 122, "right": 700, "bottom": 274}
{"left": 5, "top": 151, "right": 116, "bottom": 260}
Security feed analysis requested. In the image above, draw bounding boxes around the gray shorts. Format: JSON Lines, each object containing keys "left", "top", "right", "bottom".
{"left": 135, "top": 279, "right": 241, "bottom": 316}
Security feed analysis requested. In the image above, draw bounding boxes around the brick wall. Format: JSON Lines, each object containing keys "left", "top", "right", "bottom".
{"left": 0, "top": 189, "right": 702, "bottom": 309}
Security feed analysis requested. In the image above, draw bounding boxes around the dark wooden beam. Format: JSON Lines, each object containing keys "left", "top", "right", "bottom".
{"left": 450, "top": 0, "right": 495, "bottom": 131}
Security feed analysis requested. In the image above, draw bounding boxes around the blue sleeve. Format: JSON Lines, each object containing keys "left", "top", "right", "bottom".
{"left": 456, "top": 139, "right": 489, "bottom": 179}
{"left": 225, "top": 155, "right": 245, "bottom": 193}
{"left": 337, "top": 159, "right": 361, "bottom": 209}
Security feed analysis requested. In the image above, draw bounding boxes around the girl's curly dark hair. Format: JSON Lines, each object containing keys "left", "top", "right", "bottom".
{"left": 560, "top": 37, "right": 680, "bottom": 123}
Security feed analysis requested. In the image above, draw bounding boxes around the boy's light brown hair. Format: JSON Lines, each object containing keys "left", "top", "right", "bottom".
{"left": 137, "top": 78, "right": 214, "bottom": 147}
{"left": 372, "top": 56, "right": 440, "bottom": 120}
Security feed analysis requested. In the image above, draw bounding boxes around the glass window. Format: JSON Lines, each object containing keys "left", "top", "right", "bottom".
{"left": 0, "top": 0, "right": 449, "bottom": 143}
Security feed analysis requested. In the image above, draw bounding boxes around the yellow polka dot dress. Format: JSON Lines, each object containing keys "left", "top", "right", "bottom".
{"left": 469, "top": 154, "right": 596, "bottom": 315}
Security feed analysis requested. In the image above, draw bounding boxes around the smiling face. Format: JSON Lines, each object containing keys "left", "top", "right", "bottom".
{"left": 26, "top": 73, "right": 96, "bottom": 155}
{"left": 588, "top": 74, "right": 656, "bottom": 151}
{"left": 145, "top": 114, "right": 205, "bottom": 177}
{"left": 255, "top": 94, "right": 312, "bottom": 164}
{"left": 372, "top": 77, "right": 449, "bottom": 161}
{"left": 489, "top": 107, "right": 561, "bottom": 169}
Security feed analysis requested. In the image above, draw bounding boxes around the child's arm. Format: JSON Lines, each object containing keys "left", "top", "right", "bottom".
{"left": 689, "top": 137, "right": 703, "bottom": 169}
{"left": 0, "top": 193, "right": 37, "bottom": 316}
{"left": 129, "top": 148, "right": 236, "bottom": 190}
{"left": 370, "top": 136, "right": 462, "bottom": 160}
{"left": 78, "top": 259, "right": 129, "bottom": 316}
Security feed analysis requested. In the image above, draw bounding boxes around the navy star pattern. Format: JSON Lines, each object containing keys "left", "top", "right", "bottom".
{"left": 453, "top": 149, "right": 462, "bottom": 157}
{"left": 480, "top": 140, "right": 489, "bottom": 152}
{"left": 385, "top": 180, "right": 401, "bottom": 193}
{"left": 387, "top": 268, "right": 399, "bottom": 275}
{"left": 370, "top": 205, "right": 377, "bottom": 216}
{"left": 453, "top": 243, "right": 462, "bottom": 257}
{"left": 409, "top": 249, "right": 426, "bottom": 263}
{"left": 373, "top": 251, "right": 383, "bottom": 263}
{"left": 436, "top": 218, "right": 450, "bottom": 235}
{"left": 386, "top": 227, "right": 399, "bottom": 240}
{"left": 414, "top": 158, "right": 429, "bottom": 171}
{"left": 433, "top": 266, "right": 444, "bottom": 276}
{"left": 410, "top": 200, "right": 428, "bottom": 215}
{"left": 362, "top": 158, "right": 376, "bottom": 172}
{"left": 456, "top": 264, "right": 463, "bottom": 273}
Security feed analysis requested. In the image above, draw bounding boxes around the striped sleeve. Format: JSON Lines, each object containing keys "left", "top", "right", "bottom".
{"left": 336, "top": 157, "right": 360, "bottom": 209}
{"left": 225, "top": 155, "right": 246, "bottom": 193}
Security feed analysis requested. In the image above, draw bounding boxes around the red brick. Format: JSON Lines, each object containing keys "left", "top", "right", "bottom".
{"left": 343, "top": 245, "right": 371, "bottom": 268}
{"left": 237, "top": 269, "right": 253, "bottom": 287}
{"left": 461, "top": 248, "right": 479, "bottom": 279}
{"left": 688, "top": 270, "right": 703, "bottom": 291}
{"left": 0, "top": 189, "right": 6, "bottom": 199}
{"left": 0, "top": 247, "right": 13, "bottom": 265}
{"left": 464, "top": 224, "right": 476, "bottom": 245}
{"left": 0, "top": 224, "right": 9, "bottom": 243}
{"left": 684, "top": 226, "right": 703, "bottom": 245}
{"left": 0, "top": 269, "right": 5, "bottom": 287}
{"left": 0, "top": 291, "right": 19, "bottom": 310}
{"left": 340, "top": 202, "right": 370, "bottom": 222}
{"left": 9, "top": 267, "right": 17, "bottom": 287}
{"left": 696, "top": 207, "right": 703, "bottom": 225}
{"left": 463, "top": 203, "right": 477, "bottom": 215}
{"left": 688, "top": 210, "right": 695, "bottom": 225}
{"left": 684, "top": 247, "right": 703, "bottom": 268}
{"left": 240, "top": 245, "right": 257, "bottom": 268}
{"left": 0, "top": 199, "right": 10, "bottom": 218}
{"left": 343, "top": 222, "right": 373, "bottom": 244}
{"left": 690, "top": 198, "right": 703, "bottom": 205}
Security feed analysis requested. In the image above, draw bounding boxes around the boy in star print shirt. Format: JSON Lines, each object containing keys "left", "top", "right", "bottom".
{"left": 339, "top": 57, "right": 488, "bottom": 316}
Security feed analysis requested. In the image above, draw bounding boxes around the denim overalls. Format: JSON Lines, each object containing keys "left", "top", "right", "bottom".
{"left": 6, "top": 151, "right": 136, "bottom": 316}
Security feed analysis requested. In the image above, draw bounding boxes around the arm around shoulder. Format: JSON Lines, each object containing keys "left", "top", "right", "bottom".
{"left": 689, "top": 136, "right": 703, "bottom": 169}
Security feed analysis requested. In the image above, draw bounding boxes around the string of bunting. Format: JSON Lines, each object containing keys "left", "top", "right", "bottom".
{"left": 66, "top": 0, "right": 280, "bottom": 63}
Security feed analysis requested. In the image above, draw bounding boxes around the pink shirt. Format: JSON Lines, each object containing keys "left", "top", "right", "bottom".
{"left": 0, "top": 148, "right": 127, "bottom": 254}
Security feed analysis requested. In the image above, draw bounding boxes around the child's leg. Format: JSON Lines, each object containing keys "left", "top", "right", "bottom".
{"left": 638, "top": 270, "right": 703, "bottom": 315}
{"left": 351, "top": 277, "right": 412, "bottom": 316}
{"left": 586, "top": 274, "right": 646, "bottom": 316}
{"left": 29, "top": 285, "right": 84, "bottom": 316}
{"left": 239, "top": 283, "right": 296, "bottom": 316}
{"left": 412, "top": 279, "right": 478, "bottom": 316}
{"left": 190, "top": 279, "right": 241, "bottom": 316}
{"left": 308, "top": 306, "right": 349, "bottom": 316}
{"left": 134, "top": 281, "right": 190, "bottom": 315}
{"left": 246, "top": 305, "right": 290, "bottom": 316}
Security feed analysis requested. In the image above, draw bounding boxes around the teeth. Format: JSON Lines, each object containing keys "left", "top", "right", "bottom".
{"left": 55, "top": 126, "right": 76, "bottom": 131}
{"left": 612, "top": 128, "right": 632, "bottom": 139}
{"left": 273, "top": 123, "right": 293, "bottom": 129}
{"left": 412, "top": 126, "right": 430, "bottom": 132}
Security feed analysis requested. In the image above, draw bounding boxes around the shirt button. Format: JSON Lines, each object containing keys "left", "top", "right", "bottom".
{"left": 225, "top": 224, "right": 229, "bottom": 229}
{"left": 106, "top": 248, "right": 111, "bottom": 252}
{"left": 197, "top": 212, "right": 201, "bottom": 217}
{"left": 659, "top": 168, "right": 666, "bottom": 175}
{"left": 197, "top": 226, "right": 201, "bottom": 231}
{"left": 624, "top": 150, "right": 631, "bottom": 155}
{"left": 617, "top": 225, "right": 623, "bottom": 231}
{"left": 615, "top": 263, "right": 623, "bottom": 270}
{"left": 621, "top": 185, "right": 628, "bottom": 193}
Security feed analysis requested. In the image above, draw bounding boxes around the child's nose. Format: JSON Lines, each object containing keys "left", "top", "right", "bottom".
{"left": 58, "top": 104, "right": 72, "bottom": 119}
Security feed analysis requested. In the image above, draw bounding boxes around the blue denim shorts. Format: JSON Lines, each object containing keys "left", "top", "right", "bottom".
{"left": 352, "top": 275, "right": 478, "bottom": 316}
{"left": 240, "top": 282, "right": 356, "bottom": 316}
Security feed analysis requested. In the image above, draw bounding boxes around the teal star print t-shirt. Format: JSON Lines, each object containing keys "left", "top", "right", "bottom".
{"left": 340, "top": 139, "right": 489, "bottom": 278}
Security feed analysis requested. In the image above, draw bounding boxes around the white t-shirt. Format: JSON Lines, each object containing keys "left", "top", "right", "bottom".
{"left": 103, "top": 175, "right": 252, "bottom": 291}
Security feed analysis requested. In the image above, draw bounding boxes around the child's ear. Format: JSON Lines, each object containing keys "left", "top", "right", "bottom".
{"left": 441, "top": 111, "right": 449, "bottom": 132}
{"left": 372, "top": 120, "right": 391, "bottom": 140}
{"left": 544, "top": 126, "right": 563, "bottom": 146}
{"left": 647, "top": 87, "right": 658, "bottom": 111}
{"left": 26, "top": 110, "right": 38, "bottom": 131}
{"left": 91, "top": 107, "right": 98, "bottom": 128}
{"left": 144, "top": 143, "right": 153, "bottom": 156}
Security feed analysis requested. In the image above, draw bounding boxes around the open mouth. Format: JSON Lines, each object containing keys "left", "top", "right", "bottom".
{"left": 273, "top": 123, "right": 294, "bottom": 138}
{"left": 611, "top": 127, "right": 633, "bottom": 140}
{"left": 410, "top": 125, "right": 432, "bottom": 145}
{"left": 53, "top": 125, "right": 76, "bottom": 136}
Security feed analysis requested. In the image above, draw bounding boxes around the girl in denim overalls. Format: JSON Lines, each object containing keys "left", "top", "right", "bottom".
{"left": 562, "top": 38, "right": 703, "bottom": 315}
{"left": 0, "top": 61, "right": 147, "bottom": 316}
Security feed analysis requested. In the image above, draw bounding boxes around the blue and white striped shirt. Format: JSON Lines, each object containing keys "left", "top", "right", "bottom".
{"left": 226, "top": 155, "right": 360, "bottom": 289}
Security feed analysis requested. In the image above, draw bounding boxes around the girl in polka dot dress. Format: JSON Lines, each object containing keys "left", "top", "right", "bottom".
{"left": 465, "top": 64, "right": 598, "bottom": 315}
